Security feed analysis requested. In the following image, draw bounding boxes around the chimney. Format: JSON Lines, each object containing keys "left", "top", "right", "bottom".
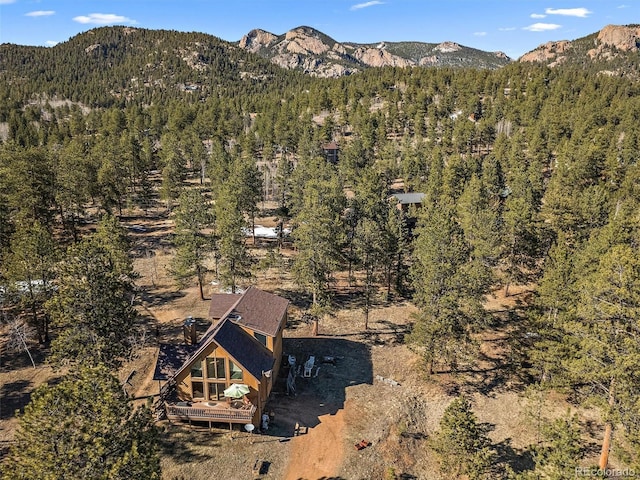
{"left": 183, "top": 316, "right": 197, "bottom": 345}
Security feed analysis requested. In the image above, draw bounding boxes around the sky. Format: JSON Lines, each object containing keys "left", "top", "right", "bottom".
{"left": 0, "top": 0, "right": 637, "bottom": 59}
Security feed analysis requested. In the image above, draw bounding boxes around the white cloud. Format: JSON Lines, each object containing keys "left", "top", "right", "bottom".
{"left": 26, "top": 10, "right": 55, "bottom": 17}
{"left": 523, "top": 23, "right": 562, "bottom": 32}
{"left": 498, "top": 27, "right": 517, "bottom": 31}
{"left": 0, "top": 0, "right": 17, "bottom": 4}
{"left": 45, "top": 40, "right": 59, "bottom": 47}
{"left": 73, "top": 13, "right": 136, "bottom": 25}
{"left": 545, "top": 8, "right": 592, "bottom": 18}
{"left": 350, "top": 1, "right": 384, "bottom": 11}
{"left": 474, "top": 32, "right": 487, "bottom": 37}
{"left": 530, "top": 13, "right": 546, "bottom": 19}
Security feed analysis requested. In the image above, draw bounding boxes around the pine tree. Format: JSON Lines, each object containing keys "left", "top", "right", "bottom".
{"left": 431, "top": 395, "right": 493, "bottom": 479}
{"left": 52, "top": 138, "right": 92, "bottom": 241}
{"left": 353, "top": 217, "right": 385, "bottom": 329}
{"left": 2, "top": 221, "right": 58, "bottom": 343}
{"left": 291, "top": 161, "right": 345, "bottom": 307}
{"left": 214, "top": 182, "right": 252, "bottom": 293}
{"left": 45, "top": 234, "right": 138, "bottom": 368}
{"left": 229, "top": 154, "right": 263, "bottom": 242}
{"left": 457, "top": 173, "right": 501, "bottom": 267}
{"left": 410, "top": 199, "right": 489, "bottom": 374}
{"left": 520, "top": 413, "right": 582, "bottom": 480}
{"left": 1, "top": 366, "right": 160, "bottom": 480}
{"left": 170, "top": 188, "right": 215, "bottom": 299}
{"left": 158, "top": 132, "right": 186, "bottom": 210}
{"left": 92, "top": 214, "right": 135, "bottom": 278}
{"left": 572, "top": 242, "right": 640, "bottom": 469}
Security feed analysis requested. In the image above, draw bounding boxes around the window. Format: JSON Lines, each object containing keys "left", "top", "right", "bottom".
{"left": 229, "top": 360, "right": 243, "bottom": 380}
{"left": 254, "top": 332, "right": 267, "bottom": 347}
{"left": 207, "top": 382, "right": 226, "bottom": 401}
{"left": 192, "top": 381, "right": 204, "bottom": 399}
{"left": 206, "top": 357, "right": 226, "bottom": 379}
{"left": 191, "top": 359, "right": 203, "bottom": 378}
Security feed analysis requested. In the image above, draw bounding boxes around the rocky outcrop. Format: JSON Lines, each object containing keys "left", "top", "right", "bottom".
{"left": 283, "top": 27, "right": 331, "bottom": 55}
{"left": 586, "top": 24, "right": 640, "bottom": 60}
{"left": 351, "top": 46, "right": 414, "bottom": 68}
{"left": 519, "top": 40, "right": 571, "bottom": 63}
{"left": 521, "top": 25, "right": 640, "bottom": 66}
{"left": 239, "top": 29, "right": 278, "bottom": 53}
{"left": 238, "top": 25, "right": 511, "bottom": 77}
{"left": 434, "top": 41, "right": 461, "bottom": 53}
{"left": 596, "top": 24, "right": 640, "bottom": 51}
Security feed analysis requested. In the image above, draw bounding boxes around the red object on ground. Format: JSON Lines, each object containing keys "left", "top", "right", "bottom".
{"left": 354, "top": 440, "right": 371, "bottom": 450}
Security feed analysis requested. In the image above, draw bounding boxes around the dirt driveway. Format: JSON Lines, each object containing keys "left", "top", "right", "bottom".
{"left": 283, "top": 406, "right": 346, "bottom": 479}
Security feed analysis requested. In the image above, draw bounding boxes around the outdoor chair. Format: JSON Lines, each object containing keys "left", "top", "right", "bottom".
{"left": 303, "top": 356, "right": 315, "bottom": 377}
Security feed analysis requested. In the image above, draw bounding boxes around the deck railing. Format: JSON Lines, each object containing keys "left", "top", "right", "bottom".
{"left": 166, "top": 403, "right": 256, "bottom": 423}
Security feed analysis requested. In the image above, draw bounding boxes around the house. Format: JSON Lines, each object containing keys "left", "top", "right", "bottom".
{"left": 389, "top": 192, "right": 426, "bottom": 233}
{"left": 322, "top": 141, "right": 339, "bottom": 164}
{"left": 154, "top": 286, "right": 289, "bottom": 428}
{"left": 389, "top": 192, "right": 426, "bottom": 214}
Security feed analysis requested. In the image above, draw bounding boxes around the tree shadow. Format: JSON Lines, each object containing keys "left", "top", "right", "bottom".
{"left": 368, "top": 319, "right": 411, "bottom": 345}
{"left": 494, "top": 437, "right": 535, "bottom": 474}
{"left": 0, "top": 375, "right": 63, "bottom": 420}
{"left": 273, "top": 288, "right": 312, "bottom": 311}
{"left": 331, "top": 289, "right": 366, "bottom": 310}
{"left": 0, "top": 379, "right": 33, "bottom": 419}
{"left": 0, "top": 336, "right": 50, "bottom": 372}
{"left": 580, "top": 418, "right": 603, "bottom": 458}
{"left": 139, "top": 289, "right": 186, "bottom": 309}
{"left": 157, "top": 424, "right": 222, "bottom": 464}
{"left": 449, "top": 311, "right": 536, "bottom": 397}
{"left": 150, "top": 315, "right": 210, "bottom": 344}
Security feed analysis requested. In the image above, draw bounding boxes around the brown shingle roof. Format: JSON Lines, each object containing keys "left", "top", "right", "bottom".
{"left": 230, "top": 287, "right": 289, "bottom": 337}
{"left": 159, "top": 287, "right": 288, "bottom": 383}
{"left": 208, "top": 293, "right": 241, "bottom": 319}
{"left": 213, "top": 319, "right": 274, "bottom": 380}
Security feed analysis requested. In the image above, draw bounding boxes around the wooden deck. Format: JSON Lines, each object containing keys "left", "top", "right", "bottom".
{"left": 166, "top": 401, "right": 256, "bottom": 424}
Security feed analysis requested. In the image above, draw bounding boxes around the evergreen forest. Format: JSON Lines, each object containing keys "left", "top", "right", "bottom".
{"left": 1, "top": 26, "right": 640, "bottom": 478}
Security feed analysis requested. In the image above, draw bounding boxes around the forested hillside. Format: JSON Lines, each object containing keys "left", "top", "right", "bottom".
{"left": 1, "top": 25, "right": 640, "bottom": 477}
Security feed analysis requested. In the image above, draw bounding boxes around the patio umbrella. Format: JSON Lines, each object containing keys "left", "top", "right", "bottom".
{"left": 223, "top": 383, "right": 250, "bottom": 399}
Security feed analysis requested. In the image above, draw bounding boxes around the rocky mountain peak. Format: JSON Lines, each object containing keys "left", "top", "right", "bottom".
{"left": 237, "top": 25, "right": 511, "bottom": 77}
{"left": 282, "top": 26, "right": 332, "bottom": 55}
{"left": 285, "top": 26, "right": 326, "bottom": 40}
{"left": 434, "top": 41, "right": 461, "bottom": 53}
{"left": 238, "top": 29, "right": 278, "bottom": 53}
{"left": 520, "top": 24, "right": 640, "bottom": 68}
{"left": 596, "top": 24, "right": 640, "bottom": 51}
{"left": 519, "top": 40, "right": 572, "bottom": 64}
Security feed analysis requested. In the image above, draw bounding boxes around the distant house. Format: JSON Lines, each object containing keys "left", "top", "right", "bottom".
{"left": 322, "top": 141, "right": 339, "bottom": 164}
{"left": 389, "top": 192, "right": 426, "bottom": 233}
{"left": 154, "top": 287, "right": 289, "bottom": 428}
{"left": 389, "top": 192, "right": 426, "bottom": 213}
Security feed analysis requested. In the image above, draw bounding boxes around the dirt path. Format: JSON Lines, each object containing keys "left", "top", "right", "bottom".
{"left": 283, "top": 406, "right": 346, "bottom": 480}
